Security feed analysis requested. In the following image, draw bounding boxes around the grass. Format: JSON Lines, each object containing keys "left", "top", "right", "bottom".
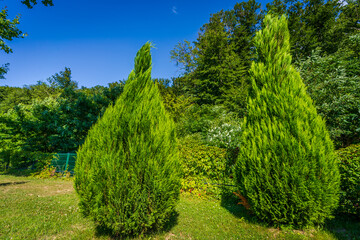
{"left": 0, "top": 175, "right": 359, "bottom": 240}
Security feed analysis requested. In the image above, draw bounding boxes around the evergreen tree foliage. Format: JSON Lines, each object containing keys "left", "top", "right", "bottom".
{"left": 193, "top": 10, "right": 248, "bottom": 108}
{"left": 74, "top": 43, "right": 181, "bottom": 236}
{"left": 266, "top": 0, "right": 359, "bottom": 59}
{"left": 170, "top": 0, "right": 262, "bottom": 116}
{"left": 235, "top": 14, "right": 340, "bottom": 227}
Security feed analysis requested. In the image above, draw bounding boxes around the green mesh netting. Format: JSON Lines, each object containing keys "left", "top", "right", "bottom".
{"left": 50, "top": 153, "right": 76, "bottom": 173}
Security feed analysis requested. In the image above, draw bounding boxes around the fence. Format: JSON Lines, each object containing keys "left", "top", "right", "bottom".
{"left": 50, "top": 153, "right": 76, "bottom": 174}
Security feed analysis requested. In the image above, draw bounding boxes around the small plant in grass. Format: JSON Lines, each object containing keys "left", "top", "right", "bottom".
{"left": 74, "top": 43, "right": 181, "bottom": 236}
{"left": 235, "top": 14, "right": 340, "bottom": 228}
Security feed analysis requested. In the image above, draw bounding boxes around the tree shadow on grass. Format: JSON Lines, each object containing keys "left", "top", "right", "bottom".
{"left": 220, "top": 191, "right": 259, "bottom": 225}
{"left": 0, "top": 181, "right": 29, "bottom": 186}
{"left": 94, "top": 210, "right": 179, "bottom": 239}
{"left": 221, "top": 192, "right": 360, "bottom": 240}
{"left": 323, "top": 213, "right": 360, "bottom": 240}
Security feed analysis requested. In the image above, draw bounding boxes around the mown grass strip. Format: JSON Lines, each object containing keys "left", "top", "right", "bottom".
{"left": 0, "top": 175, "right": 358, "bottom": 240}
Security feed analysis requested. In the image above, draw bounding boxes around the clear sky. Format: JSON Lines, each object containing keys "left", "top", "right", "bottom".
{"left": 1, "top": 0, "right": 269, "bottom": 88}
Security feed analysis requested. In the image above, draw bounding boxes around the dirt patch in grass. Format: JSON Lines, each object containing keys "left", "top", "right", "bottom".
{"left": 38, "top": 184, "right": 74, "bottom": 197}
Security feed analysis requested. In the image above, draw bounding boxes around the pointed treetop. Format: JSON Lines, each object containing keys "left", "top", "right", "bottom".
{"left": 134, "top": 42, "right": 153, "bottom": 76}
{"left": 254, "top": 14, "right": 291, "bottom": 64}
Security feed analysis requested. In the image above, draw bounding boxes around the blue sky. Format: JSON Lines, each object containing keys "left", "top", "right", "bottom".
{"left": 2, "top": 0, "right": 268, "bottom": 88}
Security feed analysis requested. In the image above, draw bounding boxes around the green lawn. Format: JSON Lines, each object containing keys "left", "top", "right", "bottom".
{"left": 0, "top": 175, "right": 359, "bottom": 240}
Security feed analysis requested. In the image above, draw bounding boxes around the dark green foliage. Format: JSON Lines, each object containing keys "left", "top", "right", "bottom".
{"left": 266, "top": 0, "right": 360, "bottom": 59}
{"left": 298, "top": 48, "right": 360, "bottom": 148}
{"left": 0, "top": 8, "right": 23, "bottom": 79}
{"left": 74, "top": 43, "right": 181, "bottom": 236}
{"left": 0, "top": 64, "right": 9, "bottom": 80}
{"left": 190, "top": 10, "right": 248, "bottom": 108}
{"left": 175, "top": 105, "right": 221, "bottom": 137}
{"left": 175, "top": 104, "right": 241, "bottom": 142}
{"left": 235, "top": 14, "right": 340, "bottom": 227}
{"left": 0, "top": 8, "right": 23, "bottom": 55}
{"left": 337, "top": 0, "right": 360, "bottom": 37}
{"left": 21, "top": 0, "right": 54, "bottom": 8}
{"left": 231, "top": 0, "right": 264, "bottom": 65}
{"left": 171, "top": 0, "right": 262, "bottom": 116}
{"left": 336, "top": 144, "right": 360, "bottom": 217}
{"left": 0, "top": 70, "right": 124, "bottom": 169}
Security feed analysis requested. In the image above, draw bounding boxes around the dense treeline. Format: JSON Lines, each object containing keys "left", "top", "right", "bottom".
{"left": 0, "top": 0, "right": 359, "bottom": 169}
{"left": 0, "top": 68, "right": 124, "bottom": 169}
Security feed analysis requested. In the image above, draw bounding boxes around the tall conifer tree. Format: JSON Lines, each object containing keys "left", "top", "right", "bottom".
{"left": 74, "top": 43, "right": 181, "bottom": 236}
{"left": 235, "top": 14, "right": 340, "bottom": 227}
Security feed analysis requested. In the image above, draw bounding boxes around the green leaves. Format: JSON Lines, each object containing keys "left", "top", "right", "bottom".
{"left": 0, "top": 7, "right": 23, "bottom": 79}
{"left": 0, "top": 8, "right": 23, "bottom": 54}
{"left": 298, "top": 48, "right": 360, "bottom": 148}
{"left": 0, "top": 68, "right": 124, "bottom": 170}
{"left": 179, "top": 138, "right": 228, "bottom": 198}
{"left": 336, "top": 144, "right": 360, "bottom": 217}
{"left": 21, "top": 0, "right": 54, "bottom": 9}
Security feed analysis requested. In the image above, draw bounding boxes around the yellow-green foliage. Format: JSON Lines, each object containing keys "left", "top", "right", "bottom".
{"left": 235, "top": 14, "right": 340, "bottom": 227}
{"left": 74, "top": 43, "right": 181, "bottom": 236}
{"left": 336, "top": 144, "right": 360, "bottom": 217}
{"left": 178, "top": 138, "right": 227, "bottom": 198}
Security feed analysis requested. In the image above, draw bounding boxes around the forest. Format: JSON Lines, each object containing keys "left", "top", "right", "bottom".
{"left": 0, "top": 0, "right": 360, "bottom": 237}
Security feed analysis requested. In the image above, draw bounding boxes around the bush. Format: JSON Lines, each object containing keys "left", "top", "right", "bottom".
{"left": 176, "top": 104, "right": 239, "bottom": 139}
{"left": 298, "top": 48, "right": 360, "bottom": 148}
{"left": 336, "top": 144, "right": 360, "bottom": 217}
{"left": 176, "top": 104, "right": 216, "bottom": 137}
{"left": 31, "top": 152, "right": 54, "bottom": 170}
{"left": 0, "top": 149, "right": 53, "bottom": 172}
{"left": 206, "top": 122, "right": 241, "bottom": 150}
{"left": 178, "top": 137, "right": 230, "bottom": 198}
{"left": 179, "top": 137, "right": 226, "bottom": 179}
{"left": 235, "top": 14, "right": 340, "bottom": 228}
{"left": 74, "top": 43, "right": 181, "bottom": 236}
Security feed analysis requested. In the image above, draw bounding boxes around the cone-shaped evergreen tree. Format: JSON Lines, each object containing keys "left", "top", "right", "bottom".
{"left": 74, "top": 43, "right": 181, "bottom": 236}
{"left": 235, "top": 14, "right": 340, "bottom": 227}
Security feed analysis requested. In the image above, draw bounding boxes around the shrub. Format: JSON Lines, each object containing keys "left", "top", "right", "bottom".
{"left": 206, "top": 118, "right": 242, "bottom": 150}
{"left": 336, "top": 144, "right": 360, "bottom": 217}
{"left": 235, "top": 14, "right": 340, "bottom": 228}
{"left": 178, "top": 137, "right": 228, "bottom": 198}
{"left": 31, "top": 152, "right": 54, "bottom": 170}
{"left": 176, "top": 104, "right": 239, "bottom": 139}
{"left": 298, "top": 49, "right": 360, "bottom": 148}
{"left": 74, "top": 43, "right": 181, "bottom": 236}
